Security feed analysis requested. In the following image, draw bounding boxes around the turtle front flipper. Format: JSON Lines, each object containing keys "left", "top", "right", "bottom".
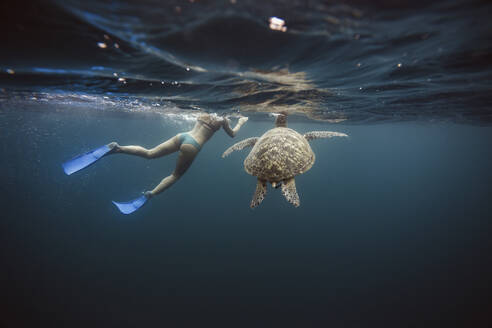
{"left": 222, "top": 137, "right": 259, "bottom": 158}
{"left": 281, "top": 178, "right": 300, "bottom": 207}
{"left": 303, "top": 131, "right": 348, "bottom": 141}
{"left": 251, "top": 179, "right": 267, "bottom": 208}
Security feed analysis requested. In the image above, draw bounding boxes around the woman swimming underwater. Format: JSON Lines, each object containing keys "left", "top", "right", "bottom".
{"left": 62, "top": 113, "right": 248, "bottom": 214}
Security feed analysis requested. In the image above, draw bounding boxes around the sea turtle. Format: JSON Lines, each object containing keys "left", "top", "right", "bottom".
{"left": 222, "top": 113, "right": 348, "bottom": 208}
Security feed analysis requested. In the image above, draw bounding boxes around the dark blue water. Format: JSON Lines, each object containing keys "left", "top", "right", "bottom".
{"left": 1, "top": 0, "right": 492, "bottom": 327}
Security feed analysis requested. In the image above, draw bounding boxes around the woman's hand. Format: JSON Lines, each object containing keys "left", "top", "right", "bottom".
{"left": 238, "top": 117, "right": 248, "bottom": 125}
{"left": 224, "top": 115, "right": 248, "bottom": 137}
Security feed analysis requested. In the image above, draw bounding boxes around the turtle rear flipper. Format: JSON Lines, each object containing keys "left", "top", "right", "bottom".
{"left": 303, "top": 131, "right": 348, "bottom": 141}
{"left": 222, "top": 137, "right": 259, "bottom": 158}
{"left": 281, "top": 178, "right": 300, "bottom": 207}
{"left": 251, "top": 179, "right": 267, "bottom": 208}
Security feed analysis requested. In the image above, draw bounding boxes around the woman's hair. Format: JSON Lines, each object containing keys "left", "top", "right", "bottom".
{"left": 197, "top": 113, "right": 223, "bottom": 131}
{"left": 198, "top": 112, "right": 223, "bottom": 121}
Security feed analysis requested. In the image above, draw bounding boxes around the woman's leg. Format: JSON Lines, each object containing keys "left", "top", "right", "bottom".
{"left": 111, "top": 135, "right": 181, "bottom": 159}
{"left": 149, "top": 144, "right": 199, "bottom": 196}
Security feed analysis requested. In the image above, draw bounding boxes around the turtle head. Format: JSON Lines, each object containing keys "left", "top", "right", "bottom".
{"left": 274, "top": 112, "right": 288, "bottom": 128}
{"left": 271, "top": 181, "right": 282, "bottom": 189}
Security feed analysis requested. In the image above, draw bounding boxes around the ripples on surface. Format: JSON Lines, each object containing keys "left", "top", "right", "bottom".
{"left": 0, "top": 0, "right": 491, "bottom": 123}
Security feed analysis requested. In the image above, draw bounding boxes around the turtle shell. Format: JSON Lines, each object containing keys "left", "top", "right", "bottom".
{"left": 244, "top": 127, "right": 315, "bottom": 181}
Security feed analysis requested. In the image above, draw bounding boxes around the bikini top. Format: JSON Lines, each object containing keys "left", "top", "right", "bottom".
{"left": 197, "top": 114, "right": 223, "bottom": 132}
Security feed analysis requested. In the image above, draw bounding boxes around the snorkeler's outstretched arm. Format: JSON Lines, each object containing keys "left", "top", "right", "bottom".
{"left": 223, "top": 116, "right": 248, "bottom": 137}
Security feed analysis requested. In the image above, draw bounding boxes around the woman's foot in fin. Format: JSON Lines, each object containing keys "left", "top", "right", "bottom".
{"left": 107, "top": 142, "right": 120, "bottom": 154}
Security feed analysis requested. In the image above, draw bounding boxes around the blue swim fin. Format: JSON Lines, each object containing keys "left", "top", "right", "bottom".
{"left": 62, "top": 144, "right": 112, "bottom": 175}
{"left": 112, "top": 194, "right": 149, "bottom": 214}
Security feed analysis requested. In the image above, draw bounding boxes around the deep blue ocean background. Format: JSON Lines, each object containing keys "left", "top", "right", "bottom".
{"left": 1, "top": 0, "right": 492, "bottom": 327}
